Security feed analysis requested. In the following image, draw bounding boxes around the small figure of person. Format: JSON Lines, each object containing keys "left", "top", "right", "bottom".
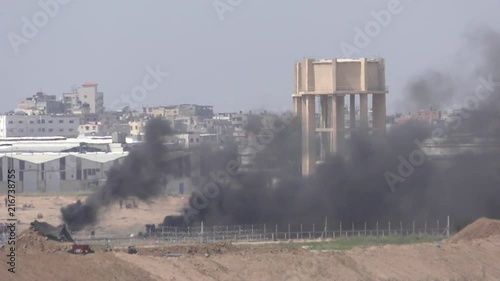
{"left": 119, "top": 199, "right": 123, "bottom": 209}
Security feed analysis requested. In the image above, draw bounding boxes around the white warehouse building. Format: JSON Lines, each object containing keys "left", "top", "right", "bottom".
{"left": 0, "top": 115, "right": 80, "bottom": 138}
{"left": 0, "top": 150, "right": 195, "bottom": 194}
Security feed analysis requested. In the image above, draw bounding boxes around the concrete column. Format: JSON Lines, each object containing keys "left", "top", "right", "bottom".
{"left": 329, "top": 95, "right": 337, "bottom": 154}
{"left": 372, "top": 94, "right": 386, "bottom": 136}
{"left": 319, "top": 96, "right": 328, "bottom": 160}
{"left": 336, "top": 95, "right": 345, "bottom": 152}
{"left": 301, "top": 95, "right": 316, "bottom": 177}
{"left": 293, "top": 96, "right": 302, "bottom": 117}
{"left": 360, "top": 94, "right": 368, "bottom": 130}
{"left": 350, "top": 94, "right": 356, "bottom": 130}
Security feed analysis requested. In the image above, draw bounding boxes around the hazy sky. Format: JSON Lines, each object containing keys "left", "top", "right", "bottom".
{"left": 1, "top": 0, "right": 499, "bottom": 114}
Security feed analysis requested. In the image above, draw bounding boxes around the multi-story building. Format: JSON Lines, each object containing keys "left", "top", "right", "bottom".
{"left": 0, "top": 114, "right": 80, "bottom": 138}
{"left": 178, "top": 104, "right": 214, "bottom": 119}
{"left": 78, "top": 122, "right": 103, "bottom": 136}
{"left": 129, "top": 119, "right": 146, "bottom": 136}
{"left": 395, "top": 109, "right": 442, "bottom": 125}
{"left": 63, "top": 82, "right": 105, "bottom": 114}
{"left": 143, "top": 104, "right": 213, "bottom": 119}
{"left": 18, "top": 92, "right": 65, "bottom": 115}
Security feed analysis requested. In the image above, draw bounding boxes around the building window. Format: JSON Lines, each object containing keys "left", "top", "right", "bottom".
{"left": 69, "top": 120, "right": 74, "bottom": 124}
{"left": 92, "top": 126, "right": 96, "bottom": 130}
{"left": 85, "top": 126, "right": 89, "bottom": 130}
{"left": 48, "top": 129, "right": 53, "bottom": 132}
{"left": 190, "top": 138, "right": 194, "bottom": 143}
{"left": 8, "top": 121, "right": 13, "bottom": 124}
{"left": 69, "top": 129, "right": 74, "bottom": 132}
{"left": 59, "top": 120, "right": 64, "bottom": 123}
{"left": 48, "top": 120, "right": 53, "bottom": 124}
{"left": 59, "top": 129, "right": 64, "bottom": 132}
{"left": 29, "top": 121, "right": 34, "bottom": 124}
{"left": 18, "top": 120, "right": 23, "bottom": 124}
{"left": 41, "top": 119, "right": 45, "bottom": 123}
{"left": 29, "top": 129, "right": 34, "bottom": 132}
{"left": 84, "top": 95, "right": 87, "bottom": 98}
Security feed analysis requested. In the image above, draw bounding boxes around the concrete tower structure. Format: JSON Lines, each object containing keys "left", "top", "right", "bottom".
{"left": 292, "top": 58, "right": 388, "bottom": 176}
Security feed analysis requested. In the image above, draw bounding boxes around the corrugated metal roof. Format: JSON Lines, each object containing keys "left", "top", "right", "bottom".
{"left": 6, "top": 153, "right": 66, "bottom": 164}
{"left": 75, "top": 153, "right": 128, "bottom": 163}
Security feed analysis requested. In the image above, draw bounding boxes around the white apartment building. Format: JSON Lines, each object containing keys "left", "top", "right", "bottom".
{"left": 63, "top": 82, "right": 105, "bottom": 114}
{"left": 0, "top": 114, "right": 80, "bottom": 138}
{"left": 78, "top": 122, "right": 104, "bottom": 136}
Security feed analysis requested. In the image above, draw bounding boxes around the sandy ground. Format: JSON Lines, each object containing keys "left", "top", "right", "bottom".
{"left": 1, "top": 197, "right": 500, "bottom": 281}
{"left": 2, "top": 235, "right": 500, "bottom": 281}
{"left": 0, "top": 195, "right": 188, "bottom": 233}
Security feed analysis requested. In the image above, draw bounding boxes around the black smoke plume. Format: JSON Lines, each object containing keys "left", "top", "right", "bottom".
{"left": 164, "top": 27, "right": 500, "bottom": 231}
{"left": 61, "top": 118, "right": 174, "bottom": 231}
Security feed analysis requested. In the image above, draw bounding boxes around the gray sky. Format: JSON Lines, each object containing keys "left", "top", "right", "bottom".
{"left": 1, "top": 0, "right": 499, "bottom": 114}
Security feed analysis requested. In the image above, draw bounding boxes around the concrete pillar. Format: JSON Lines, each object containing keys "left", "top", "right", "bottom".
{"left": 372, "top": 94, "right": 386, "bottom": 136}
{"left": 336, "top": 95, "right": 345, "bottom": 152}
{"left": 360, "top": 94, "right": 368, "bottom": 130}
{"left": 320, "top": 96, "right": 329, "bottom": 160}
{"left": 329, "top": 95, "right": 337, "bottom": 154}
{"left": 350, "top": 94, "right": 356, "bottom": 130}
{"left": 293, "top": 96, "right": 302, "bottom": 117}
{"left": 301, "top": 95, "right": 316, "bottom": 177}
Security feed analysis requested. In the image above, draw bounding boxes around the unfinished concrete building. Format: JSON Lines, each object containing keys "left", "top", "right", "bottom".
{"left": 293, "top": 58, "right": 388, "bottom": 176}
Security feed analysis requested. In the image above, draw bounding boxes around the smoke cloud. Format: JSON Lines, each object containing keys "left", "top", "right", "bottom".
{"left": 61, "top": 118, "right": 174, "bottom": 231}
{"left": 164, "top": 26, "right": 500, "bottom": 231}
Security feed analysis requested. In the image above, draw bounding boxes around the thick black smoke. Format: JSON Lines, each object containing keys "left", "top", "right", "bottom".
{"left": 164, "top": 27, "right": 500, "bottom": 230}
{"left": 61, "top": 118, "right": 174, "bottom": 231}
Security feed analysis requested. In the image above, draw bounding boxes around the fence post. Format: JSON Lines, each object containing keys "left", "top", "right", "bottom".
{"left": 339, "top": 222, "right": 342, "bottom": 236}
{"left": 252, "top": 225, "right": 254, "bottom": 240}
{"left": 376, "top": 221, "right": 379, "bottom": 237}
{"left": 313, "top": 223, "right": 315, "bottom": 239}
{"left": 201, "top": 221, "right": 204, "bottom": 243}
{"left": 425, "top": 220, "right": 427, "bottom": 235}
{"left": 388, "top": 222, "right": 391, "bottom": 236}
{"left": 264, "top": 224, "right": 267, "bottom": 239}
{"left": 300, "top": 224, "right": 303, "bottom": 239}
{"left": 275, "top": 225, "right": 278, "bottom": 240}
{"left": 400, "top": 221, "right": 403, "bottom": 236}
{"left": 447, "top": 216, "right": 450, "bottom": 237}
{"left": 437, "top": 220, "right": 440, "bottom": 236}
{"left": 364, "top": 222, "right": 367, "bottom": 236}
{"left": 352, "top": 222, "right": 354, "bottom": 237}
{"left": 324, "top": 217, "right": 328, "bottom": 239}
{"left": 412, "top": 220, "right": 415, "bottom": 235}
{"left": 288, "top": 224, "right": 291, "bottom": 240}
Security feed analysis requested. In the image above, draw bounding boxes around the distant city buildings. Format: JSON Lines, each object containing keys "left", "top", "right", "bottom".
{"left": 63, "top": 82, "right": 105, "bottom": 114}
{"left": 395, "top": 109, "right": 443, "bottom": 125}
{"left": 17, "top": 92, "right": 65, "bottom": 115}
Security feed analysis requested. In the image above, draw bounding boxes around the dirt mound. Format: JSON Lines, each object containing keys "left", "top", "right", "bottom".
{"left": 137, "top": 242, "right": 238, "bottom": 257}
{"left": 449, "top": 217, "right": 500, "bottom": 243}
{"left": 0, "top": 229, "right": 73, "bottom": 254}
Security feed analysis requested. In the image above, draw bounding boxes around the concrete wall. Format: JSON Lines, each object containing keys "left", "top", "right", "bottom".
{"left": 295, "top": 58, "right": 386, "bottom": 94}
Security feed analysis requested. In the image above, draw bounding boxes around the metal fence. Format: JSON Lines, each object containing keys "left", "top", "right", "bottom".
{"left": 72, "top": 217, "right": 451, "bottom": 247}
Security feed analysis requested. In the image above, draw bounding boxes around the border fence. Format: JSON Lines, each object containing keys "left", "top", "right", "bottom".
{"left": 71, "top": 216, "right": 452, "bottom": 247}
